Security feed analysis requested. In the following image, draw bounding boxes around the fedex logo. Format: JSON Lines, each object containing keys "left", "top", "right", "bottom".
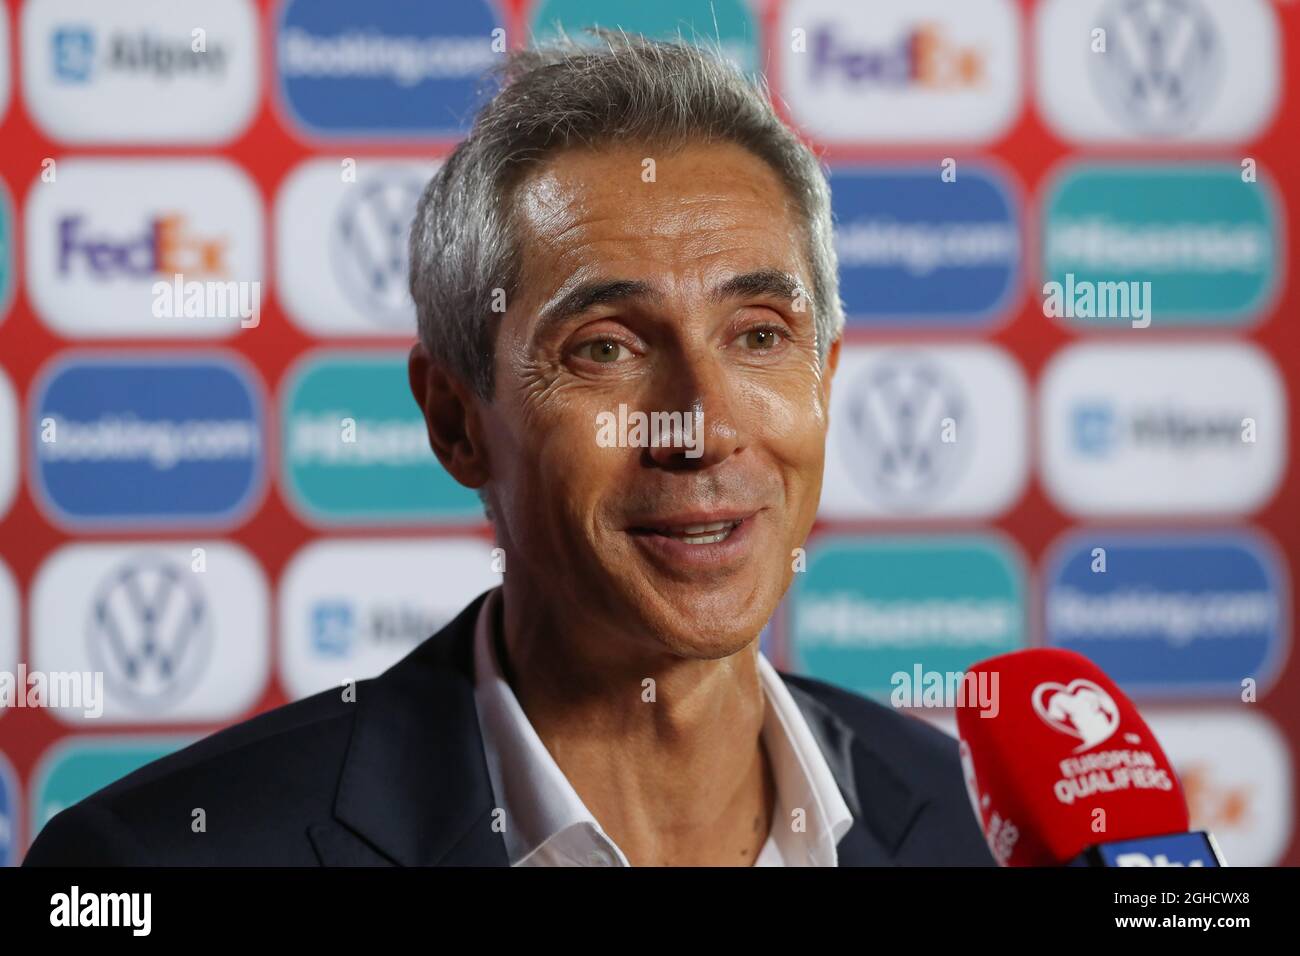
{"left": 26, "top": 159, "right": 262, "bottom": 338}
{"left": 809, "top": 24, "right": 985, "bottom": 89}
{"left": 775, "top": 0, "right": 1020, "bottom": 144}
{"left": 57, "top": 215, "right": 227, "bottom": 280}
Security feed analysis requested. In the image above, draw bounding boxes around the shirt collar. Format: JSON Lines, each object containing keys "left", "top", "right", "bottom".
{"left": 471, "top": 587, "right": 853, "bottom": 865}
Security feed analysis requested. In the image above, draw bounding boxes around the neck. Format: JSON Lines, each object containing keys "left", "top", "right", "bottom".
{"left": 497, "top": 584, "right": 776, "bottom": 866}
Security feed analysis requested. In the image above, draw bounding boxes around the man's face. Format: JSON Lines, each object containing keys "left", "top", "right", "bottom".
{"left": 478, "top": 140, "right": 837, "bottom": 660}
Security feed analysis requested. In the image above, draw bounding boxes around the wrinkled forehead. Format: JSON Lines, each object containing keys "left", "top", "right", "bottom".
{"left": 500, "top": 142, "right": 813, "bottom": 333}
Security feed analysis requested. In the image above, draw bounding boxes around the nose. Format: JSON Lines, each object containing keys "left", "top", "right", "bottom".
{"left": 643, "top": 347, "right": 742, "bottom": 470}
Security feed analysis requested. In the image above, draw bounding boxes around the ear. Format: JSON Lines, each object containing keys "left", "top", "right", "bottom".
{"left": 821, "top": 335, "right": 841, "bottom": 408}
{"left": 408, "top": 342, "right": 491, "bottom": 489}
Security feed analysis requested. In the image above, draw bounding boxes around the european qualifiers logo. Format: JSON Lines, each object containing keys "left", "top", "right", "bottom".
{"left": 1032, "top": 678, "right": 1120, "bottom": 752}
{"left": 1029, "top": 679, "right": 1175, "bottom": 806}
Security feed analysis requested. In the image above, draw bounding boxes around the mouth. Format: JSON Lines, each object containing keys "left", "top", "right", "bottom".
{"left": 630, "top": 518, "right": 745, "bottom": 546}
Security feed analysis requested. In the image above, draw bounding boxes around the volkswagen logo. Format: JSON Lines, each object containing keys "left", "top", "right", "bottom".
{"left": 1090, "top": 0, "right": 1221, "bottom": 136}
{"left": 87, "top": 554, "right": 212, "bottom": 710}
{"left": 838, "top": 355, "right": 970, "bottom": 510}
{"left": 329, "top": 169, "right": 426, "bottom": 328}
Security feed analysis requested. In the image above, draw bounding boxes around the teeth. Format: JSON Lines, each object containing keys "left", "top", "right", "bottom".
{"left": 680, "top": 521, "right": 731, "bottom": 534}
{"left": 651, "top": 519, "right": 740, "bottom": 544}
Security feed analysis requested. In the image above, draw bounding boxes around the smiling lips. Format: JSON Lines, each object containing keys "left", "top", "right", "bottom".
{"left": 629, "top": 514, "right": 752, "bottom": 546}
{"left": 644, "top": 519, "right": 742, "bottom": 545}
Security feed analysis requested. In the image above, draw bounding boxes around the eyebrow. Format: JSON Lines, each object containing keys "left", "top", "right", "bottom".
{"left": 534, "top": 269, "right": 810, "bottom": 335}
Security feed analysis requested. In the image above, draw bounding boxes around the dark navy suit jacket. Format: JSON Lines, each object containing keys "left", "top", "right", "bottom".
{"left": 24, "top": 592, "right": 996, "bottom": 866}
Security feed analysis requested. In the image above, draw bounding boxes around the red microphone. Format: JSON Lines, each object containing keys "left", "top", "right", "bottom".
{"left": 955, "top": 648, "right": 1223, "bottom": 867}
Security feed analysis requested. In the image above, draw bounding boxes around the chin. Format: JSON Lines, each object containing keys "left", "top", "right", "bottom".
{"left": 628, "top": 576, "right": 781, "bottom": 661}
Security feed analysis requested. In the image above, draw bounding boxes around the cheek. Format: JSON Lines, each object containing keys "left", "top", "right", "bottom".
{"left": 498, "top": 389, "right": 625, "bottom": 525}
{"left": 739, "top": 373, "right": 829, "bottom": 472}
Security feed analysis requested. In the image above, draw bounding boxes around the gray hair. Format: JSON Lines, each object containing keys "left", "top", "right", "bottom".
{"left": 408, "top": 28, "right": 845, "bottom": 402}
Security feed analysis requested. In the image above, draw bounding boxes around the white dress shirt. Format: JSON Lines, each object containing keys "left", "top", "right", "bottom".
{"left": 471, "top": 587, "right": 853, "bottom": 866}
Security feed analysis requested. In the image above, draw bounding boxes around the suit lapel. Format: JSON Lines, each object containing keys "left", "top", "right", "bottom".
{"left": 782, "top": 679, "right": 930, "bottom": 866}
{"left": 311, "top": 592, "right": 928, "bottom": 867}
{"left": 316, "top": 592, "right": 509, "bottom": 867}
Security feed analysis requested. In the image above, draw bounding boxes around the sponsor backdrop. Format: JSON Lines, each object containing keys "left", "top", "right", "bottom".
{"left": 0, "top": 0, "right": 1297, "bottom": 866}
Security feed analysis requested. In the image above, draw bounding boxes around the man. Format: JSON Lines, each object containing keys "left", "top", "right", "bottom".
{"left": 25, "top": 33, "right": 994, "bottom": 867}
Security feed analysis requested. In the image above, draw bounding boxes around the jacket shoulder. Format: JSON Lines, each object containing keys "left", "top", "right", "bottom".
{"left": 24, "top": 683, "right": 365, "bottom": 867}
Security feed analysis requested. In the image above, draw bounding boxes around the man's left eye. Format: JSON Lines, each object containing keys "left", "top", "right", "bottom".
{"left": 741, "top": 328, "right": 783, "bottom": 350}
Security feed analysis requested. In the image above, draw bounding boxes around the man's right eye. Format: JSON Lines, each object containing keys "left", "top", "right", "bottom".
{"left": 575, "top": 339, "right": 630, "bottom": 363}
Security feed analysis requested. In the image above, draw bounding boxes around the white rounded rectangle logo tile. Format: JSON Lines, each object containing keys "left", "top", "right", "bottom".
{"left": 0, "top": 367, "right": 16, "bottom": 519}
{"left": 776, "top": 0, "right": 1022, "bottom": 143}
{"left": 1039, "top": 342, "right": 1286, "bottom": 516}
{"left": 1035, "top": 0, "right": 1279, "bottom": 143}
{"left": 0, "top": 558, "right": 18, "bottom": 720}
{"left": 278, "top": 537, "right": 501, "bottom": 700}
{"left": 25, "top": 159, "right": 264, "bottom": 338}
{"left": 821, "top": 344, "right": 1028, "bottom": 518}
{"left": 21, "top": 0, "right": 259, "bottom": 144}
{"left": 275, "top": 158, "right": 438, "bottom": 337}
{"left": 30, "top": 541, "right": 270, "bottom": 724}
{"left": 1145, "top": 709, "right": 1292, "bottom": 866}
{"left": 0, "top": 5, "right": 11, "bottom": 124}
